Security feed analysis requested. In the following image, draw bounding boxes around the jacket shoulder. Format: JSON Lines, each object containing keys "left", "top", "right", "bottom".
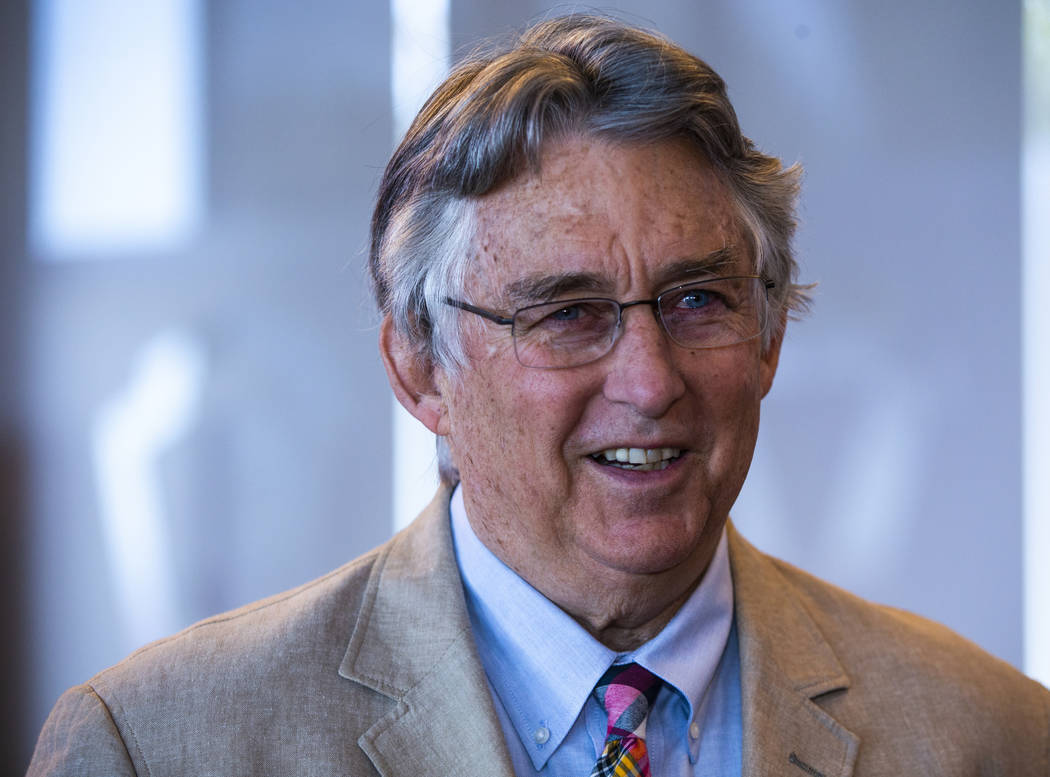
{"left": 105, "top": 542, "right": 382, "bottom": 685}
{"left": 31, "top": 542, "right": 394, "bottom": 776}
{"left": 729, "top": 525, "right": 1050, "bottom": 774}
{"left": 753, "top": 546, "right": 1050, "bottom": 773}
{"left": 767, "top": 553, "right": 1040, "bottom": 696}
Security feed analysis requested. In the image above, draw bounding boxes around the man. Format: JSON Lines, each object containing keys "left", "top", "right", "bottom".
{"left": 29, "top": 14, "right": 1049, "bottom": 777}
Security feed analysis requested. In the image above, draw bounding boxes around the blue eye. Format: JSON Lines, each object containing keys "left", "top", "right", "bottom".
{"left": 550, "top": 305, "right": 582, "bottom": 321}
{"left": 679, "top": 290, "right": 712, "bottom": 309}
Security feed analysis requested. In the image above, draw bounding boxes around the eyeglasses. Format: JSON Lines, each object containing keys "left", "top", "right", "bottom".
{"left": 445, "top": 275, "right": 774, "bottom": 369}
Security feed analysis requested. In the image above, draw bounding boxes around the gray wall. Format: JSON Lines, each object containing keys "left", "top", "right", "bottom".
{"left": 6, "top": 1, "right": 1025, "bottom": 771}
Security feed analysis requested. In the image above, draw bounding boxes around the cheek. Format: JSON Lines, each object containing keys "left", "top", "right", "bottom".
{"left": 445, "top": 371, "right": 526, "bottom": 470}
{"left": 720, "top": 375, "right": 763, "bottom": 438}
{"left": 692, "top": 358, "right": 764, "bottom": 452}
{"left": 447, "top": 386, "right": 505, "bottom": 461}
{"left": 447, "top": 370, "right": 581, "bottom": 482}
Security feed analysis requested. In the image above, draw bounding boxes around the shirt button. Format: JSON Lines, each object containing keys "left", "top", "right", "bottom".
{"left": 689, "top": 721, "right": 701, "bottom": 740}
{"left": 534, "top": 726, "right": 550, "bottom": 745}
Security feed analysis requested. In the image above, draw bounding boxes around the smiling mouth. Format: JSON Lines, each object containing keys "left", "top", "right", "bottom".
{"left": 590, "top": 447, "right": 683, "bottom": 472}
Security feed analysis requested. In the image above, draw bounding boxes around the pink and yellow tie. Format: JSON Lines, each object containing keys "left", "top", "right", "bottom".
{"left": 590, "top": 662, "right": 662, "bottom": 777}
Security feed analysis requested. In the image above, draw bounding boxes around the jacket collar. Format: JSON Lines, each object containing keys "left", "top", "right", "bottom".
{"left": 728, "top": 523, "right": 859, "bottom": 777}
{"left": 339, "top": 487, "right": 515, "bottom": 777}
{"left": 338, "top": 493, "right": 859, "bottom": 777}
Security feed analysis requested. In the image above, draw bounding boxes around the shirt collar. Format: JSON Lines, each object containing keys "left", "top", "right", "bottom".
{"left": 629, "top": 522, "right": 734, "bottom": 731}
{"left": 449, "top": 484, "right": 734, "bottom": 770}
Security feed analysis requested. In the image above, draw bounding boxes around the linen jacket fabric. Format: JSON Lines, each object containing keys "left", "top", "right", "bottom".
{"left": 29, "top": 490, "right": 1050, "bottom": 776}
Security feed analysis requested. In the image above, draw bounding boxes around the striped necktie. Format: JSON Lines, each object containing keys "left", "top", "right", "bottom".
{"left": 590, "top": 662, "right": 662, "bottom": 777}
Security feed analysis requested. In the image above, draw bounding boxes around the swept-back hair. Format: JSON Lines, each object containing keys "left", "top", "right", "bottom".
{"left": 369, "top": 13, "right": 809, "bottom": 482}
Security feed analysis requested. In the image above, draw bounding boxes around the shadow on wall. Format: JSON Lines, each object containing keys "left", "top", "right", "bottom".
{"left": 1, "top": 432, "right": 30, "bottom": 775}
{"left": 0, "top": 0, "right": 32, "bottom": 770}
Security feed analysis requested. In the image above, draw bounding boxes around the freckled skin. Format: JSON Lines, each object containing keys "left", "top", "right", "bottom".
{"left": 401, "top": 136, "right": 782, "bottom": 650}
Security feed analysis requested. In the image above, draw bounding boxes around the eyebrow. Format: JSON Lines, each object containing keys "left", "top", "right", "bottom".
{"left": 503, "top": 272, "right": 607, "bottom": 306}
{"left": 501, "top": 246, "right": 741, "bottom": 306}
{"left": 654, "top": 246, "right": 740, "bottom": 285}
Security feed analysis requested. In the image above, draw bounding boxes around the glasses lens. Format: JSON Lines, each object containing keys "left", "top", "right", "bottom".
{"left": 658, "top": 277, "right": 767, "bottom": 348}
{"left": 513, "top": 299, "right": 619, "bottom": 368}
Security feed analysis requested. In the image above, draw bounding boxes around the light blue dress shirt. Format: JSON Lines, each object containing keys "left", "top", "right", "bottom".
{"left": 449, "top": 486, "right": 742, "bottom": 776}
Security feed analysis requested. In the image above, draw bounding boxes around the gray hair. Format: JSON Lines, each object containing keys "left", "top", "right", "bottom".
{"left": 369, "top": 13, "right": 810, "bottom": 483}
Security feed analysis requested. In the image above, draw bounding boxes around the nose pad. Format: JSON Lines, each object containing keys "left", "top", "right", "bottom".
{"left": 611, "top": 300, "right": 670, "bottom": 350}
{"left": 608, "top": 299, "right": 667, "bottom": 354}
{"left": 603, "top": 304, "right": 685, "bottom": 417}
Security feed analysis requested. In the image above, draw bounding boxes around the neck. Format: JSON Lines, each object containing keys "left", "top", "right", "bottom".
{"left": 491, "top": 525, "right": 723, "bottom": 653}
{"left": 571, "top": 578, "right": 703, "bottom": 651}
{"left": 455, "top": 484, "right": 726, "bottom": 652}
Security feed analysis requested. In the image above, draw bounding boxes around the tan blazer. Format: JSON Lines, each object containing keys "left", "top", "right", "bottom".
{"left": 28, "top": 490, "right": 1050, "bottom": 776}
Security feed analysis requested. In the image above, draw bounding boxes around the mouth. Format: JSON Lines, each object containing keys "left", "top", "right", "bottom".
{"left": 590, "top": 446, "right": 683, "bottom": 472}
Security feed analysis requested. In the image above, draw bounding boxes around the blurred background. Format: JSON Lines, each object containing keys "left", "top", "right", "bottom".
{"left": 2, "top": 0, "right": 1048, "bottom": 771}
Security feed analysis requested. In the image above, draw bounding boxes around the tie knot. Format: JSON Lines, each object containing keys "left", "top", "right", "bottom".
{"left": 593, "top": 662, "right": 661, "bottom": 737}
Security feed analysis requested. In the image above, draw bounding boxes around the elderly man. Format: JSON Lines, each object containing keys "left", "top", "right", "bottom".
{"left": 29, "top": 14, "right": 1049, "bottom": 777}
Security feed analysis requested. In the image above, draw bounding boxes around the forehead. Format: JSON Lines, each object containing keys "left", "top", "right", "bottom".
{"left": 470, "top": 135, "right": 744, "bottom": 303}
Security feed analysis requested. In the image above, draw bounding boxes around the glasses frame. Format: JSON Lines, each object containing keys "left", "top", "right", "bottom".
{"left": 444, "top": 275, "right": 775, "bottom": 369}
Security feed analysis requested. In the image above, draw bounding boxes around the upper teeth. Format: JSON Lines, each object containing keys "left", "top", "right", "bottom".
{"left": 596, "top": 447, "right": 681, "bottom": 465}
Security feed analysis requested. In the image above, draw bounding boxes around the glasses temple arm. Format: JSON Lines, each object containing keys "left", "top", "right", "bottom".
{"left": 444, "top": 298, "right": 514, "bottom": 326}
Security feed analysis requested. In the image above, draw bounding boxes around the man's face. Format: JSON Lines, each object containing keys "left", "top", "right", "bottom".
{"left": 428, "top": 135, "right": 781, "bottom": 619}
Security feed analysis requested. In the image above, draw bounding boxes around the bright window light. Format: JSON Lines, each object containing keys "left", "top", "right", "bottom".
{"left": 390, "top": 0, "right": 449, "bottom": 531}
{"left": 391, "top": 0, "right": 450, "bottom": 138}
{"left": 31, "top": 0, "right": 203, "bottom": 256}
{"left": 92, "top": 330, "right": 206, "bottom": 647}
{"left": 1023, "top": 0, "right": 1050, "bottom": 686}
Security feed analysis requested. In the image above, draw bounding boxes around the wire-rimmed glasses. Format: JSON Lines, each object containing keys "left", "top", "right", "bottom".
{"left": 445, "top": 275, "right": 774, "bottom": 369}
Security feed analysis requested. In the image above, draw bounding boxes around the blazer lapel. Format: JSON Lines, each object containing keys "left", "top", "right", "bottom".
{"left": 728, "top": 525, "right": 860, "bottom": 777}
{"left": 339, "top": 489, "right": 515, "bottom": 777}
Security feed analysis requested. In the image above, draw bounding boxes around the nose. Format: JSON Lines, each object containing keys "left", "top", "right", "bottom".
{"left": 601, "top": 304, "right": 686, "bottom": 417}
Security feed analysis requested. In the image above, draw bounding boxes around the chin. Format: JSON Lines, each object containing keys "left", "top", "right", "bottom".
{"left": 592, "top": 521, "right": 717, "bottom": 577}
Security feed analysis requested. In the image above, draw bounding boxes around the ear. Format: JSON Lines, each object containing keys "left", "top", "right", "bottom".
{"left": 759, "top": 314, "right": 786, "bottom": 399}
{"left": 379, "top": 316, "right": 450, "bottom": 435}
